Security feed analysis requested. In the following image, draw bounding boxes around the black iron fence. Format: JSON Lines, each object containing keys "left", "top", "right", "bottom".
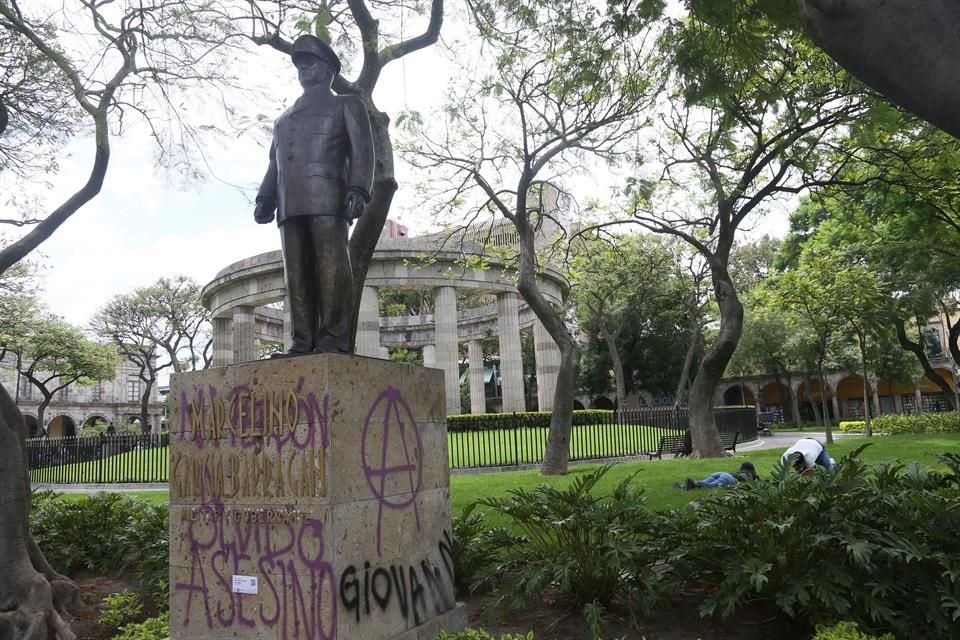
{"left": 447, "top": 405, "right": 759, "bottom": 470}
{"left": 26, "top": 407, "right": 759, "bottom": 483}
{"left": 27, "top": 433, "right": 169, "bottom": 484}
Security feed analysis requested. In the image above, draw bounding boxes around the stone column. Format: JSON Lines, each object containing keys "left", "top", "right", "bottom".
{"left": 894, "top": 393, "right": 904, "bottom": 414}
{"left": 379, "top": 346, "right": 390, "bottom": 360}
{"left": 914, "top": 387, "right": 923, "bottom": 413}
{"left": 831, "top": 394, "right": 840, "bottom": 422}
{"left": 356, "top": 285, "right": 381, "bottom": 357}
{"left": 533, "top": 318, "right": 561, "bottom": 411}
{"left": 434, "top": 286, "right": 461, "bottom": 415}
{"left": 232, "top": 306, "right": 257, "bottom": 363}
{"left": 212, "top": 317, "right": 233, "bottom": 367}
{"left": 871, "top": 386, "right": 881, "bottom": 417}
{"left": 423, "top": 344, "right": 437, "bottom": 369}
{"left": 497, "top": 292, "right": 525, "bottom": 412}
{"left": 468, "top": 339, "right": 486, "bottom": 415}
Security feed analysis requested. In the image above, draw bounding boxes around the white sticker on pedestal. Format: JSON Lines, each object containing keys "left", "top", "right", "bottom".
{"left": 232, "top": 575, "right": 258, "bottom": 595}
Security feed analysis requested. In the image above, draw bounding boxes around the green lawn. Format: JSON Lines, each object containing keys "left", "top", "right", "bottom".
{"left": 449, "top": 432, "right": 960, "bottom": 517}
{"left": 51, "top": 433, "right": 960, "bottom": 515}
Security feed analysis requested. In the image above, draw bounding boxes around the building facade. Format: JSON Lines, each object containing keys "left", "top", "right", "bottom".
{"left": 1, "top": 354, "right": 166, "bottom": 437}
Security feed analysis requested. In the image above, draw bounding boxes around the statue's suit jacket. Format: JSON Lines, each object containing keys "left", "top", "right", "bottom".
{"left": 257, "top": 87, "right": 374, "bottom": 222}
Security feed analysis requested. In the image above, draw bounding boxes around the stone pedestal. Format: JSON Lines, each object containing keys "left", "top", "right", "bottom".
{"left": 168, "top": 354, "right": 466, "bottom": 640}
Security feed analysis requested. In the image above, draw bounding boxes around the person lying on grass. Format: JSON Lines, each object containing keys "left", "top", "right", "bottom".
{"left": 674, "top": 461, "right": 758, "bottom": 490}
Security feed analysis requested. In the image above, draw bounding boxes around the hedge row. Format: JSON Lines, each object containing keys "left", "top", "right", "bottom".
{"left": 840, "top": 413, "right": 960, "bottom": 435}
{"left": 447, "top": 410, "right": 613, "bottom": 433}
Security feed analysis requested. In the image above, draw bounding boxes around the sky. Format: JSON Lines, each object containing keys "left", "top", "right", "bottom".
{"left": 3, "top": 5, "right": 791, "bottom": 330}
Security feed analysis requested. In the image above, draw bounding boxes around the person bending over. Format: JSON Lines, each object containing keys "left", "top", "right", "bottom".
{"left": 781, "top": 437, "right": 835, "bottom": 475}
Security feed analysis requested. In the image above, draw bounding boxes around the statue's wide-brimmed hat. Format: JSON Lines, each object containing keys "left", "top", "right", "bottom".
{"left": 290, "top": 34, "right": 341, "bottom": 75}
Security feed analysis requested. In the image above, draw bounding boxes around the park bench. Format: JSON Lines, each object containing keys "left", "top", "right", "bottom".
{"left": 647, "top": 431, "right": 739, "bottom": 460}
{"left": 721, "top": 431, "right": 739, "bottom": 454}
{"left": 647, "top": 433, "right": 692, "bottom": 460}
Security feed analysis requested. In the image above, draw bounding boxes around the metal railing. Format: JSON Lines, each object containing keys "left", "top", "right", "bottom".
{"left": 447, "top": 405, "right": 758, "bottom": 469}
{"left": 26, "top": 407, "right": 759, "bottom": 482}
{"left": 28, "top": 433, "right": 169, "bottom": 484}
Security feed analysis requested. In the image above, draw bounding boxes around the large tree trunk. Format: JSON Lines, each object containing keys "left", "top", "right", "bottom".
{"left": 816, "top": 357, "right": 834, "bottom": 443}
{"left": 139, "top": 378, "right": 155, "bottom": 434}
{"left": 512, "top": 213, "right": 578, "bottom": 476}
{"left": 0, "top": 382, "right": 78, "bottom": 640}
{"left": 688, "top": 270, "right": 742, "bottom": 458}
{"left": 795, "top": 0, "right": 960, "bottom": 141}
{"left": 857, "top": 328, "right": 871, "bottom": 439}
{"left": 894, "top": 316, "right": 957, "bottom": 410}
{"left": 600, "top": 323, "right": 627, "bottom": 411}
{"left": 785, "top": 371, "right": 803, "bottom": 426}
{"left": 805, "top": 371, "right": 822, "bottom": 427}
{"left": 674, "top": 321, "right": 700, "bottom": 408}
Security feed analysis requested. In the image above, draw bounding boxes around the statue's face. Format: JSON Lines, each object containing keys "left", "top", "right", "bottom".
{"left": 295, "top": 54, "right": 332, "bottom": 89}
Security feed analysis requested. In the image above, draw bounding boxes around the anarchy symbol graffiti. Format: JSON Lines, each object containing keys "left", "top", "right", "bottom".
{"left": 361, "top": 386, "right": 423, "bottom": 556}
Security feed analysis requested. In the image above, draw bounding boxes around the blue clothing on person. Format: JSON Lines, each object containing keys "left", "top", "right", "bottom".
{"left": 699, "top": 471, "right": 739, "bottom": 488}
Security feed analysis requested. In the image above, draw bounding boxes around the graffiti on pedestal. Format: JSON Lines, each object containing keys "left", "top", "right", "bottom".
{"left": 361, "top": 386, "right": 424, "bottom": 557}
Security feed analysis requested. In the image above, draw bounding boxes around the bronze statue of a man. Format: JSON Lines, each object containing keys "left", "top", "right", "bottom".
{"left": 255, "top": 35, "right": 375, "bottom": 355}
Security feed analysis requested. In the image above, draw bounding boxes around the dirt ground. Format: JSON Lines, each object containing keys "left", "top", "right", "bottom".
{"left": 66, "top": 576, "right": 810, "bottom": 640}
{"left": 465, "top": 592, "right": 810, "bottom": 640}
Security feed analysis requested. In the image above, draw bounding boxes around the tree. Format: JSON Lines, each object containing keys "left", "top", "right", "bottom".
{"left": 571, "top": 233, "right": 690, "bottom": 409}
{"left": 12, "top": 317, "right": 118, "bottom": 429}
{"left": 0, "top": 3, "right": 239, "bottom": 634}
{"left": 91, "top": 276, "right": 210, "bottom": 432}
{"left": 405, "top": 0, "right": 659, "bottom": 473}
{"left": 728, "top": 293, "right": 810, "bottom": 425}
{"left": 628, "top": 14, "right": 867, "bottom": 457}
{"left": 239, "top": 0, "right": 443, "bottom": 348}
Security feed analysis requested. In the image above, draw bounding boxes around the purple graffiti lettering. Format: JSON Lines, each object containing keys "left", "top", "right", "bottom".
{"left": 178, "top": 378, "right": 329, "bottom": 455}
{"left": 173, "top": 512, "right": 336, "bottom": 640}
{"left": 360, "top": 386, "right": 423, "bottom": 556}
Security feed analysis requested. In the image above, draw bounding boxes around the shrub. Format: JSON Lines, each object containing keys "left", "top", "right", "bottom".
{"left": 451, "top": 503, "right": 500, "bottom": 596}
{"left": 472, "top": 464, "right": 666, "bottom": 615}
{"left": 871, "top": 412, "right": 960, "bottom": 434}
{"left": 838, "top": 421, "right": 865, "bottom": 433}
{"left": 447, "top": 411, "right": 612, "bottom": 433}
{"left": 113, "top": 613, "right": 169, "bottom": 640}
{"left": 812, "top": 621, "right": 895, "bottom": 640}
{"left": 30, "top": 492, "right": 169, "bottom": 602}
{"left": 656, "top": 449, "right": 960, "bottom": 638}
{"left": 98, "top": 590, "right": 143, "bottom": 630}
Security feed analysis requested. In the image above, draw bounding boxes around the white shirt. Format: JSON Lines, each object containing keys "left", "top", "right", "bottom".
{"left": 781, "top": 438, "right": 823, "bottom": 470}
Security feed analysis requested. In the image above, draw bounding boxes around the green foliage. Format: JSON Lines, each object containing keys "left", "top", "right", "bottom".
{"left": 451, "top": 503, "right": 501, "bottom": 595}
{"left": 812, "top": 621, "right": 895, "bottom": 640}
{"left": 98, "top": 590, "right": 143, "bottom": 630}
{"left": 473, "top": 464, "right": 666, "bottom": 613}
{"left": 838, "top": 421, "right": 865, "bottom": 433}
{"left": 871, "top": 412, "right": 960, "bottom": 435}
{"left": 569, "top": 233, "right": 693, "bottom": 399}
{"left": 113, "top": 613, "right": 170, "bottom": 640}
{"left": 436, "top": 629, "right": 533, "bottom": 640}
{"left": 448, "top": 410, "right": 612, "bottom": 433}
{"left": 656, "top": 449, "right": 960, "bottom": 637}
{"left": 30, "top": 492, "right": 170, "bottom": 602}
